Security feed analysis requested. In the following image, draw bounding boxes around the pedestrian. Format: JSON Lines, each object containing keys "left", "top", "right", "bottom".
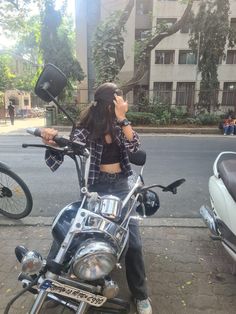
{"left": 222, "top": 114, "right": 235, "bottom": 136}
{"left": 41, "top": 82, "right": 152, "bottom": 314}
{"left": 8, "top": 103, "right": 15, "bottom": 125}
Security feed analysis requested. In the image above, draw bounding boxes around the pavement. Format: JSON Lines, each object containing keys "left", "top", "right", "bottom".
{"left": 1, "top": 118, "right": 236, "bottom": 314}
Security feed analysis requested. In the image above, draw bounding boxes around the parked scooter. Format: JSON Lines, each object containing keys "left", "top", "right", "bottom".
{"left": 200, "top": 151, "right": 236, "bottom": 272}
{"left": 5, "top": 64, "right": 185, "bottom": 314}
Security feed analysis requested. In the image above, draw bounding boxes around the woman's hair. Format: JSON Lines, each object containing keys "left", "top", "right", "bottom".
{"left": 77, "top": 82, "right": 123, "bottom": 140}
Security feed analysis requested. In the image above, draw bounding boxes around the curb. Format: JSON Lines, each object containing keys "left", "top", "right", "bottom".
{"left": 54, "top": 125, "right": 221, "bottom": 135}
{"left": 0, "top": 216, "right": 206, "bottom": 228}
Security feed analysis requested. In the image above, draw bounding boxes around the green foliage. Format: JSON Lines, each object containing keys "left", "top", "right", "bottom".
{"left": 0, "top": 55, "right": 15, "bottom": 91}
{"left": 14, "top": 15, "right": 41, "bottom": 65}
{"left": 13, "top": 68, "right": 37, "bottom": 91}
{"left": 40, "top": 0, "right": 84, "bottom": 100}
{"left": 92, "top": 11, "right": 125, "bottom": 85}
{"left": 134, "top": 30, "right": 152, "bottom": 65}
{"left": 126, "top": 111, "right": 157, "bottom": 126}
{"left": 194, "top": 113, "right": 221, "bottom": 125}
{"left": 189, "top": 0, "right": 236, "bottom": 111}
{"left": 0, "top": 92, "right": 4, "bottom": 108}
{"left": 0, "top": 0, "right": 42, "bottom": 35}
{"left": 131, "top": 96, "right": 221, "bottom": 126}
{"left": 57, "top": 103, "right": 81, "bottom": 125}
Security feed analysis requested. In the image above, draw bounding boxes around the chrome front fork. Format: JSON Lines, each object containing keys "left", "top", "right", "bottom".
{"left": 30, "top": 290, "right": 48, "bottom": 314}
{"left": 30, "top": 289, "right": 90, "bottom": 314}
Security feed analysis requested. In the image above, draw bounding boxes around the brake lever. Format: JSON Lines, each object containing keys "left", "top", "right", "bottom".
{"left": 22, "top": 143, "right": 66, "bottom": 152}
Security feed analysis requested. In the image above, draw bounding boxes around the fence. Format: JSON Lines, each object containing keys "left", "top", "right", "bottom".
{"left": 133, "top": 88, "right": 236, "bottom": 111}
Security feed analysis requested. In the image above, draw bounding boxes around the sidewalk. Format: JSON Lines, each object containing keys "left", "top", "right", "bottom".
{"left": 0, "top": 218, "right": 236, "bottom": 314}
{"left": 0, "top": 117, "right": 45, "bottom": 135}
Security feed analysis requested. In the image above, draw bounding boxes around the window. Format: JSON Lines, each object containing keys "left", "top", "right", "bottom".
{"left": 226, "top": 50, "right": 236, "bottom": 64}
{"left": 222, "top": 82, "right": 236, "bottom": 106}
{"left": 156, "top": 18, "right": 177, "bottom": 31}
{"left": 155, "top": 50, "right": 175, "bottom": 64}
{"left": 153, "top": 82, "right": 173, "bottom": 104}
{"left": 179, "top": 50, "right": 196, "bottom": 64}
{"left": 136, "top": 0, "right": 152, "bottom": 15}
{"left": 135, "top": 29, "right": 150, "bottom": 41}
{"left": 176, "top": 82, "right": 195, "bottom": 106}
{"left": 230, "top": 18, "right": 236, "bottom": 32}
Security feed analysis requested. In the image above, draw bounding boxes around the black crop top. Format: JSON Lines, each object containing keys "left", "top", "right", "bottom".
{"left": 101, "top": 142, "right": 120, "bottom": 164}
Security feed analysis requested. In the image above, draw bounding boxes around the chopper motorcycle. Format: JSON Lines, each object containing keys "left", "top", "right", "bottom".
{"left": 5, "top": 64, "right": 185, "bottom": 314}
{"left": 200, "top": 151, "right": 236, "bottom": 272}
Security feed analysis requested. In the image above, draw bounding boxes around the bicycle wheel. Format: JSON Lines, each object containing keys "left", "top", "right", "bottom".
{"left": 0, "top": 167, "right": 33, "bottom": 219}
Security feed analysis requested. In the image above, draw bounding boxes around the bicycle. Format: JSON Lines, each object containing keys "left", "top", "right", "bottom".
{"left": 0, "top": 162, "right": 33, "bottom": 219}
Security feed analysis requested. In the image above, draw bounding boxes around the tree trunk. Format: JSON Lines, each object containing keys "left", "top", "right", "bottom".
{"left": 120, "top": 0, "right": 194, "bottom": 94}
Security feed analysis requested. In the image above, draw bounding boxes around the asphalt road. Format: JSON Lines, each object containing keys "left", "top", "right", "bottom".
{"left": 0, "top": 134, "right": 236, "bottom": 218}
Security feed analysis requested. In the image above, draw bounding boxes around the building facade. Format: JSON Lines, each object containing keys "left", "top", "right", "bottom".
{"left": 0, "top": 50, "right": 32, "bottom": 117}
{"left": 75, "top": 0, "right": 236, "bottom": 112}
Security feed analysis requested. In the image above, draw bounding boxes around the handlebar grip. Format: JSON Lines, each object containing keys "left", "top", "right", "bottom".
{"left": 26, "top": 127, "right": 70, "bottom": 147}
{"left": 26, "top": 127, "right": 41, "bottom": 137}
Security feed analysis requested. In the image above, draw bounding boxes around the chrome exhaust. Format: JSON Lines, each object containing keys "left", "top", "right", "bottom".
{"left": 199, "top": 205, "right": 218, "bottom": 236}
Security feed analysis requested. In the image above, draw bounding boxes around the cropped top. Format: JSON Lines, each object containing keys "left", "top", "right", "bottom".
{"left": 101, "top": 141, "right": 120, "bottom": 164}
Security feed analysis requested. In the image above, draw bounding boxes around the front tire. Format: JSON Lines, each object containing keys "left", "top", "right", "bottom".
{"left": 0, "top": 167, "right": 33, "bottom": 219}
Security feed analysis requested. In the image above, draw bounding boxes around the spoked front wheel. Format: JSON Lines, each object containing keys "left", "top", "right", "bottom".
{"left": 0, "top": 167, "right": 33, "bottom": 219}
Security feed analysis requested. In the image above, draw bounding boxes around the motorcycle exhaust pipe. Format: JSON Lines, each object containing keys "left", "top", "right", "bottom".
{"left": 199, "top": 205, "right": 218, "bottom": 236}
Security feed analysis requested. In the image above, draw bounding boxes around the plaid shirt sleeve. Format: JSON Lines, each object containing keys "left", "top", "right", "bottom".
{"left": 122, "top": 128, "right": 140, "bottom": 153}
{"left": 45, "top": 128, "right": 89, "bottom": 172}
{"left": 45, "top": 149, "right": 64, "bottom": 172}
{"left": 71, "top": 128, "right": 89, "bottom": 143}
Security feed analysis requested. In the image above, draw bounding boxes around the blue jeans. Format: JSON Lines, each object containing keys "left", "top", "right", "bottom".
{"left": 223, "top": 125, "right": 234, "bottom": 135}
{"left": 89, "top": 173, "right": 148, "bottom": 300}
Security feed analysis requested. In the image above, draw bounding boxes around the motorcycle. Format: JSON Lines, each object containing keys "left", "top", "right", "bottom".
{"left": 5, "top": 64, "right": 185, "bottom": 314}
{"left": 200, "top": 151, "right": 236, "bottom": 273}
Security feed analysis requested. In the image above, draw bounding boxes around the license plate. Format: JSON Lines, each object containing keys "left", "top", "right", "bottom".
{"left": 40, "top": 279, "right": 107, "bottom": 307}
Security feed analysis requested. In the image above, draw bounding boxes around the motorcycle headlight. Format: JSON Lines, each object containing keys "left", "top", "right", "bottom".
{"left": 72, "top": 240, "right": 117, "bottom": 281}
{"left": 21, "top": 251, "right": 43, "bottom": 275}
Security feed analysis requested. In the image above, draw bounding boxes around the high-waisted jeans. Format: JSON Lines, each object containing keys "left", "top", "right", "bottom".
{"left": 89, "top": 173, "right": 148, "bottom": 300}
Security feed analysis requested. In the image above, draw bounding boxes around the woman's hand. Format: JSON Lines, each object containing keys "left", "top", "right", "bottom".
{"left": 114, "top": 94, "right": 128, "bottom": 121}
{"left": 41, "top": 128, "right": 58, "bottom": 146}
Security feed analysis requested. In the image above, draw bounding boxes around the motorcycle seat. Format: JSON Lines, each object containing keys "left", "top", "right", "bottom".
{"left": 218, "top": 159, "right": 236, "bottom": 202}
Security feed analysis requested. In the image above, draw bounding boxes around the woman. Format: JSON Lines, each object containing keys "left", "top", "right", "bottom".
{"left": 41, "top": 82, "right": 152, "bottom": 314}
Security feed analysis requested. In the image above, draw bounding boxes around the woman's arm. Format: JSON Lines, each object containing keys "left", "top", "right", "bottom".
{"left": 41, "top": 127, "right": 89, "bottom": 172}
{"left": 114, "top": 94, "right": 140, "bottom": 152}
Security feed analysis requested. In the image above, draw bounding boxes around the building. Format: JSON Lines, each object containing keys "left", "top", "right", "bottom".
{"left": 75, "top": 0, "right": 236, "bottom": 112}
{"left": 0, "top": 50, "right": 32, "bottom": 117}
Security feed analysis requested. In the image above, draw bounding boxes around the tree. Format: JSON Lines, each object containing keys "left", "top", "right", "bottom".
{"left": 40, "top": 0, "right": 84, "bottom": 100}
{"left": 189, "top": 0, "right": 236, "bottom": 113}
{"left": 0, "top": 0, "right": 41, "bottom": 34}
{"left": 92, "top": 0, "right": 194, "bottom": 94}
{"left": 0, "top": 55, "right": 15, "bottom": 91}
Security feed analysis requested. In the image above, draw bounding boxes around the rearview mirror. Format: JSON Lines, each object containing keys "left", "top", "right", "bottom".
{"left": 129, "top": 150, "right": 146, "bottom": 166}
{"left": 34, "top": 64, "right": 67, "bottom": 102}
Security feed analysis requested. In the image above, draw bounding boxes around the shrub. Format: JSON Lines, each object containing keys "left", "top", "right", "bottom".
{"left": 57, "top": 104, "right": 80, "bottom": 125}
{"left": 194, "top": 113, "right": 221, "bottom": 125}
{"left": 127, "top": 111, "right": 157, "bottom": 125}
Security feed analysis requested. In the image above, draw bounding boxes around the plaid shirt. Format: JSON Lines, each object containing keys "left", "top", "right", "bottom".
{"left": 45, "top": 126, "right": 140, "bottom": 185}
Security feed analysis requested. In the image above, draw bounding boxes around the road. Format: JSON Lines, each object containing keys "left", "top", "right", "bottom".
{"left": 0, "top": 134, "right": 236, "bottom": 218}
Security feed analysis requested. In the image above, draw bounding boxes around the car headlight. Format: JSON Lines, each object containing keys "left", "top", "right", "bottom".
{"left": 21, "top": 251, "right": 43, "bottom": 275}
{"left": 72, "top": 240, "right": 117, "bottom": 281}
